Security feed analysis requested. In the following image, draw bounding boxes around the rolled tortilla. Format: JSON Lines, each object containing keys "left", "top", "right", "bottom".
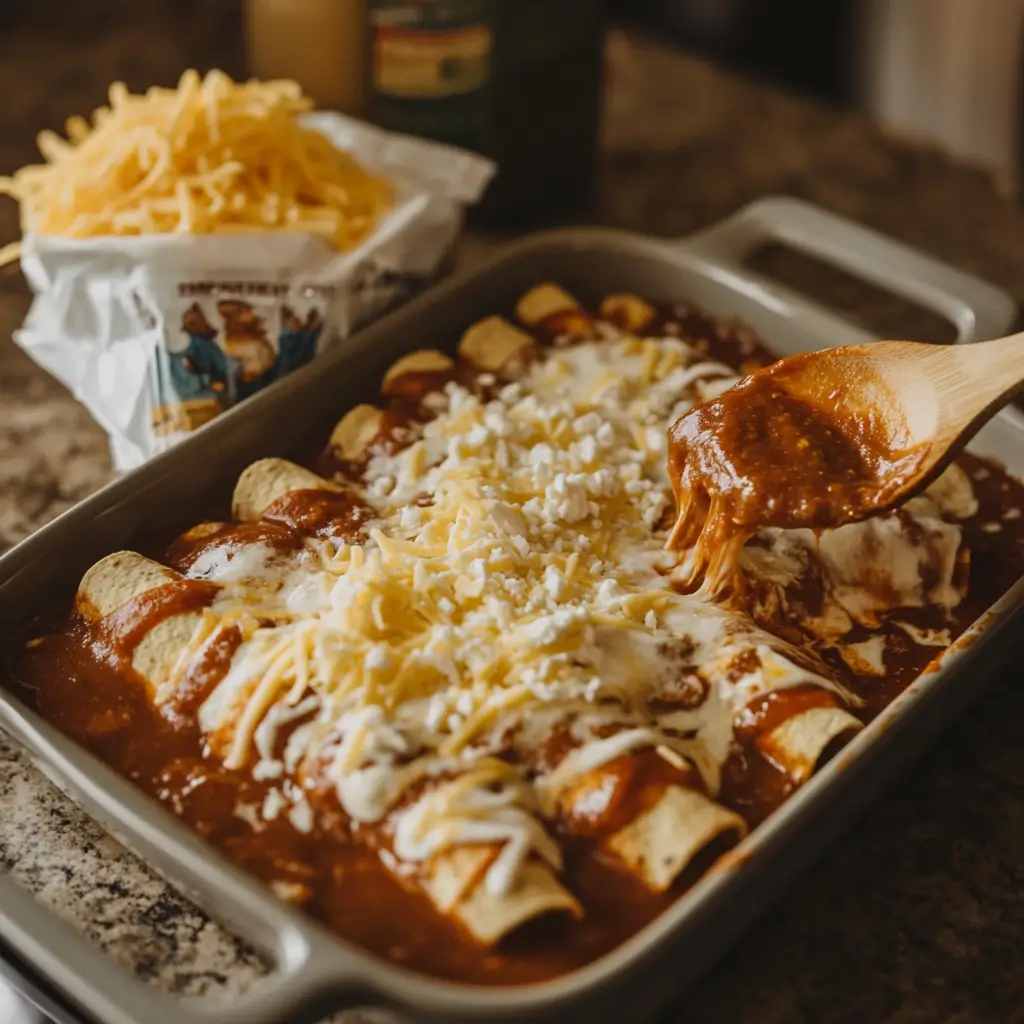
{"left": 422, "top": 845, "right": 581, "bottom": 946}
{"left": 758, "top": 705, "right": 862, "bottom": 782}
{"left": 233, "top": 457, "right": 368, "bottom": 540}
{"left": 328, "top": 404, "right": 386, "bottom": 462}
{"left": 545, "top": 745, "right": 746, "bottom": 892}
{"left": 301, "top": 748, "right": 582, "bottom": 945}
{"left": 599, "top": 293, "right": 657, "bottom": 332}
{"left": 381, "top": 349, "right": 455, "bottom": 397}
{"left": 78, "top": 550, "right": 180, "bottom": 618}
{"left": 604, "top": 785, "right": 746, "bottom": 891}
{"left": 515, "top": 283, "right": 581, "bottom": 325}
{"left": 515, "top": 283, "right": 594, "bottom": 338}
{"left": 76, "top": 551, "right": 212, "bottom": 699}
{"left": 700, "top": 642, "right": 864, "bottom": 785}
{"left": 232, "top": 458, "right": 342, "bottom": 522}
{"left": 457, "top": 316, "right": 536, "bottom": 372}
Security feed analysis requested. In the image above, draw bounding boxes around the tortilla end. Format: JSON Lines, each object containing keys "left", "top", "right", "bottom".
{"left": 381, "top": 349, "right": 454, "bottom": 394}
{"left": 457, "top": 315, "right": 535, "bottom": 371}
{"left": 76, "top": 551, "right": 203, "bottom": 697}
{"left": 759, "top": 706, "right": 863, "bottom": 782}
{"left": 328, "top": 404, "right": 385, "bottom": 461}
{"left": 604, "top": 786, "right": 747, "bottom": 893}
{"left": 232, "top": 457, "right": 338, "bottom": 522}
{"left": 598, "top": 293, "right": 657, "bottom": 331}
{"left": 515, "top": 283, "right": 579, "bottom": 325}
{"left": 77, "top": 551, "right": 180, "bottom": 618}
{"left": 422, "top": 844, "right": 495, "bottom": 915}
{"left": 449, "top": 857, "right": 582, "bottom": 947}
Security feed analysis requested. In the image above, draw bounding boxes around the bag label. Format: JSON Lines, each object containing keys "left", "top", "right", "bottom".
{"left": 149, "top": 283, "right": 331, "bottom": 439}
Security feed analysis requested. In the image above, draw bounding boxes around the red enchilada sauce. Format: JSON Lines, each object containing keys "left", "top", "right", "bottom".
{"left": 88, "top": 579, "right": 219, "bottom": 666}
{"left": 6, "top": 299, "right": 1024, "bottom": 986}
{"left": 167, "top": 625, "right": 244, "bottom": 721}
{"left": 261, "top": 486, "right": 370, "bottom": 540}
{"left": 668, "top": 368, "right": 930, "bottom": 597}
{"left": 670, "top": 378, "right": 894, "bottom": 529}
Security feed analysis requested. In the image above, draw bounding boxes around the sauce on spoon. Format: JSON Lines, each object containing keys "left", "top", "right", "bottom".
{"left": 667, "top": 351, "right": 932, "bottom": 596}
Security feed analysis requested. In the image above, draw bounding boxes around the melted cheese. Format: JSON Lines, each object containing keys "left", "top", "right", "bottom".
{"left": 392, "top": 761, "right": 562, "bottom": 896}
{"left": 188, "top": 541, "right": 279, "bottom": 583}
{"left": 748, "top": 484, "right": 967, "bottom": 641}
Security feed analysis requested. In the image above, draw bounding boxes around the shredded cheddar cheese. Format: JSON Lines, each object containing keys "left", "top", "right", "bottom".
{"left": 0, "top": 70, "right": 393, "bottom": 265}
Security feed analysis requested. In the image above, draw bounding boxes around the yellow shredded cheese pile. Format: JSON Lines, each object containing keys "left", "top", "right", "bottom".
{"left": 0, "top": 69, "right": 393, "bottom": 265}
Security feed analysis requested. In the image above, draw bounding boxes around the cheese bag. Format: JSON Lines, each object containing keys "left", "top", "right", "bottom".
{"left": 2, "top": 74, "right": 494, "bottom": 469}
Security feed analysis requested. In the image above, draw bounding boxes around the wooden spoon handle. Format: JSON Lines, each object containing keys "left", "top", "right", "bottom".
{"left": 918, "top": 331, "right": 1024, "bottom": 456}
{"left": 946, "top": 331, "right": 1024, "bottom": 411}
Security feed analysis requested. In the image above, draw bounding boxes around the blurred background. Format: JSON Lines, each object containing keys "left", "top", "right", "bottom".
{"left": 616, "top": 0, "right": 1024, "bottom": 190}
{"left": 2, "top": 0, "right": 1023, "bottom": 198}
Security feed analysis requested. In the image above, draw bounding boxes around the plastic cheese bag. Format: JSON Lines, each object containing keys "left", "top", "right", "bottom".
{"left": 13, "top": 112, "right": 494, "bottom": 470}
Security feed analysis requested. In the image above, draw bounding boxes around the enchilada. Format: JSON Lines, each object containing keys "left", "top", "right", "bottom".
{"left": 8, "top": 284, "right": 1024, "bottom": 985}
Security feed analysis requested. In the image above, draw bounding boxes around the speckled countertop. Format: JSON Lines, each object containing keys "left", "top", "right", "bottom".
{"left": 5, "top": 7, "right": 1024, "bottom": 1023}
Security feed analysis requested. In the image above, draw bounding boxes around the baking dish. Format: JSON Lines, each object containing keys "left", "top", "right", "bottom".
{"left": 0, "top": 196, "right": 1022, "bottom": 1024}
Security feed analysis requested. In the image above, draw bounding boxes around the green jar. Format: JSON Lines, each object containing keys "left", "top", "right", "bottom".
{"left": 366, "top": 0, "right": 606, "bottom": 226}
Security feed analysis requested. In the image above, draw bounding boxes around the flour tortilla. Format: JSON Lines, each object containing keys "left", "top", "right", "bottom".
{"left": 329, "top": 404, "right": 385, "bottom": 461}
{"left": 232, "top": 457, "right": 341, "bottom": 522}
{"left": 603, "top": 785, "right": 747, "bottom": 892}
{"left": 422, "top": 844, "right": 580, "bottom": 946}
{"left": 757, "top": 705, "right": 862, "bottom": 782}
{"left": 76, "top": 550, "right": 206, "bottom": 699}
{"left": 515, "top": 283, "right": 580, "bottom": 325}
{"left": 457, "top": 316, "right": 535, "bottom": 371}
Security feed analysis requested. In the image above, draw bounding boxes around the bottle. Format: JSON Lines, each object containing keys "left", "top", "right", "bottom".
{"left": 365, "top": 0, "right": 493, "bottom": 151}
{"left": 245, "top": 0, "right": 367, "bottom": 116}
{"left": 365, "top": 0, "right": 606, "bottom": 226}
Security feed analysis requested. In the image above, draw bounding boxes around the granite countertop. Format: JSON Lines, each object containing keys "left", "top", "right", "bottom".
{"left": 5, "top": 7, "right": 1024, "bottom": 1023}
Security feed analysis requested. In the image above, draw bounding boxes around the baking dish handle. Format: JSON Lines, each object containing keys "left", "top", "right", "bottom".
{"left": 680, "top": 195, "right": 1018, "bottom": 342}
{"left": 0, "top": 872, "right": 369, "bottom": 1024}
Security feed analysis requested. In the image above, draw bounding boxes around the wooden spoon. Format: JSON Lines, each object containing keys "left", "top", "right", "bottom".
{"left": 668, "top": 332, "right": 1024, "bottom": 544}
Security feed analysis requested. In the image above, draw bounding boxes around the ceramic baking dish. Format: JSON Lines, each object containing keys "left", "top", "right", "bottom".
{"left": 0, "top": 197, "right": 1022, "bottom": 1024}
